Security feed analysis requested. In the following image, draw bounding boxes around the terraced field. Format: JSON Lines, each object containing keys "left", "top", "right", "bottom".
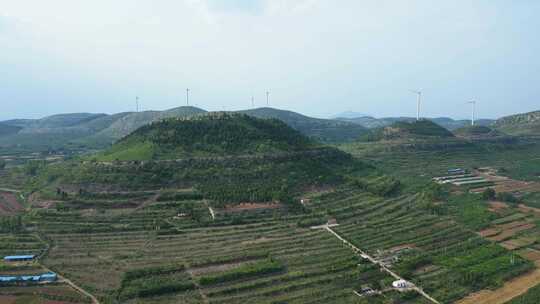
{"left": 307, "top": 190, "right": 533, "bottom": 303}
{"left": 24, "top": 190, "right": 417, "bottom": 304}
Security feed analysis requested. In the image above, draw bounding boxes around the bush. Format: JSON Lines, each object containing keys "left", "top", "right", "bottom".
{"left": 482, "top": 188, "right": 496, "bottom": 200}
{"left": 496, "top": 192, "right": 519, "bottom": 204}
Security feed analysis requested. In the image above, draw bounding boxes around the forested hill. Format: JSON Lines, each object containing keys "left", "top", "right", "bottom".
{"left": 32, "top": 113, "right": 363, "bottom": 202}
{"left": 97, "top": 113, "right": 317, "bottom": 161}
{"left": 240, "top": 108, "right": 367, "bottom": 143}
{"left": 360, "top": 119, "right": 455, "bottom": 141}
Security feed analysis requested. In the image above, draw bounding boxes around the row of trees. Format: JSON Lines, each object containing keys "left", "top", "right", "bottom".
{"left": 0, "top": 216, "right": 23, "bottom": 233}
{"left": 198, "top": 258, "right": 284, "bottom": 286}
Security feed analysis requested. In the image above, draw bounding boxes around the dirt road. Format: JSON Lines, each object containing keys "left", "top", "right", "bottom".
{"left": 325, "top": 226, "right": 441, "bottom": 304}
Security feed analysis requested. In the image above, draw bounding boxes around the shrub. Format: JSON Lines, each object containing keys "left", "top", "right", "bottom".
{"left": 482, "top": 188, "right": 496, "bottom": 200}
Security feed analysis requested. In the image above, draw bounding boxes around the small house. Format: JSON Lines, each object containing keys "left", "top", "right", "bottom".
{"left": 392, "top": 279, "right": 412, "bottom": 289}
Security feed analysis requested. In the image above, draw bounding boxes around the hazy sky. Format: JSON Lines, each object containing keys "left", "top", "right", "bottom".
{"left": 1, "top": 0, "right": 540, "bottom": 120}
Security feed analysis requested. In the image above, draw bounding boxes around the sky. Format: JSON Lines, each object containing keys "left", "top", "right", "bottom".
{"left": 1, "top": 0, "right": 540, "bottom": 120}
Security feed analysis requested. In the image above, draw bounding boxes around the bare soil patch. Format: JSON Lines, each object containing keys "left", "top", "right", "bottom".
{"left": 222, "top": 202, "right": 282, "bottom": 213}
{"left": 478, "top": 228, "right": 500, "bottom": 238}
{"left": 0, "top": 192, "right": 23, "bottom": 215}
{"left": 500, "top": 237, "right": 536, "bottom": 250}
{"left": 487, "top": 201, "right": 509, "bottom": 214}
{"left": 241, "top": 237, "right": 274, "bottom": 245}
{"left": 188, "top": 261, "right": 248, "bottom": 276}
{"left": 0, "top": 295, "right": 17, "bottom": 304}
{"left": 518, "top": 204, "right": 540, "bottom": 215}
{"left": 518, "top": 248, "right": 540, "bottom": 262}
{"left": 488, "top": 223, "right": 535, "bottom": 242}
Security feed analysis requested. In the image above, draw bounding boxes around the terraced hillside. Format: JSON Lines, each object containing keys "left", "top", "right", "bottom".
{"left": 27, "top": 114, "right": 365, "bottom": 207}
{"left": 360, "top": 120, "right": 455, "bottom": 142}
{"left": 306, "top": 189, "right": 532, "bottom": 303}
{"left": 493, "top": 110, "right": 540, "bottom": 136}
{"left": 19, "top": 188, "right": 413, "bottom": 304}
{"left": 454, "top": 126, "right": 504, "bottom": 139}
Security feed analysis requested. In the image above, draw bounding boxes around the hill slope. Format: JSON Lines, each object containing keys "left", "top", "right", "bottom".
{"left": 91, "top": 106, "right": 207, "bottom": 143}
{"left": 0, "top": 123, "right": 22, "bottom": 137}
{"left": 337, "top": 116, "right": 495, "bottom": 131}
{"left": 453, "top": 125, "right": 503, "bottom": 139}
{"left": 1, "top": 106, "right": 365, "bottom": 150}
{"left": 35, "top": 114, "right": 364, "bottom": 204}
{"left": 98, "top": 113, "right": 315, "bottom": 161}
{"left": 361, "top": 119, "right": 455, "bottom": 142}
{"left": 493, "top": 110, "right": 540, "bottom": 136}
{"left": 241, "top": 108, "right": 367, "bottom": 143}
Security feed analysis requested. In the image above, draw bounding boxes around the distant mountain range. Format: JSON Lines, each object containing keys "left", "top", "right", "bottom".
{"left": 0, "top": 107, "right": 367, "bottom": 150}
{"left": 2, "top": 106, "right": 539, "bottom": 151}
{"left": 335, "top": 116, "right": 495, "bottom": 130}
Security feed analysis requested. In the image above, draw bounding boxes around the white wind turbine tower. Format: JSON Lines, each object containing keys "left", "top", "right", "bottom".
{"left": 468, "top": 100, "right": 476, "bottom": 126}
{"left": 411, "top": 90, "right": 422, "bottom": 121}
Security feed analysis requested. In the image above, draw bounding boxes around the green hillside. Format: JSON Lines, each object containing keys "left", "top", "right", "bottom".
{"left": 1, "top": 107, "right": 367, "bottom": 151}
{"left": 31, "top": 113, "right": 363, "bottom": 204}
{"left": 453, "top": 125, "right": 503, "bottom": 138}
{"left": 98, "top": 113, "right": 315, "bottom": 161}
{"left": 337, "top": 116, "right": 495, "bottom": 131}
{"left": 91, "top": 106, "right": 207, "bottom": 142}
{"left": 0, "top": 123, "right": 22, "bottom": 137}
{"left": 493, "top": 110, "right": 540, "bottom": 136}
{"left": 361, "top": 119, "right": 455, "bottom": 142}
{"left": 241, "top": 107, "right": 367, "bottom": 143}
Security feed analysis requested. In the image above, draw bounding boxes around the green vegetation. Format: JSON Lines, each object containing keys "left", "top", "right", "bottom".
{"left": 198, "top": 258, "right": 285, "bottom": 286}
{"left": 0, "top": 122, "right": 21, "bottom": 137}
{"left": 494, "top": 110, "right": 540, "bottom": 136}
{"left": 118, "top": 265, "right": 196, "bottom": 300}
{"left": 98, "top": 113, "right": 315, "bottom": 160}
{"left": 27, "top": 115, "right": 366, "bottom": 205}
{"left": 240, "top": 107, "right": 367, "bottom": 143}
{"left": 454, "top": 125, "right": 501, "bottom": 138}
{"left": 360, "top": 120, "right": 455, "bottom": 142}
{"left": 5, "top": 108, "right": 540, "bottom": 304}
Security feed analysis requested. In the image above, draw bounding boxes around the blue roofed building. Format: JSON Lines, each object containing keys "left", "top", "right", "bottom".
{"left": 0, "top": 272, "right": 57, "bottom": 284}
{"left": 3, "top": 255, "right": 36, "bottom": 262}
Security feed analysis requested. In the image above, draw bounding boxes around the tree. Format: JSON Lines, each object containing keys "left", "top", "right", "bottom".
{"left": 482, "top": 188, "right": 496, "bottom": 201}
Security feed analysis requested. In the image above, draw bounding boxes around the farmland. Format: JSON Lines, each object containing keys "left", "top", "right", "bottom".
{"left": 28, "top": 196, "right": 399, "bottom": 304}
{"left": 3, "top": 116, "right": 540, "bottom": 303}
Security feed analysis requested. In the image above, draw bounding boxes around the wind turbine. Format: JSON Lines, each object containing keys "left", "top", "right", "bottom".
{"left": 186, "top": 88, "right": 190, "bottom": 106}
{"left": 136, "top": 96, "right": 139, "bottom": 112}
{"left": 266, "top": 91, "right": 270, "bottom": 106}
{"left": 468, "top": 100, "right": 476, "bottom": 126}
{"left": 411, "top": 90, "right": 422, "bottom": 121}
{"left": 251, "top": 96, "right": 255, "bottom": 108}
